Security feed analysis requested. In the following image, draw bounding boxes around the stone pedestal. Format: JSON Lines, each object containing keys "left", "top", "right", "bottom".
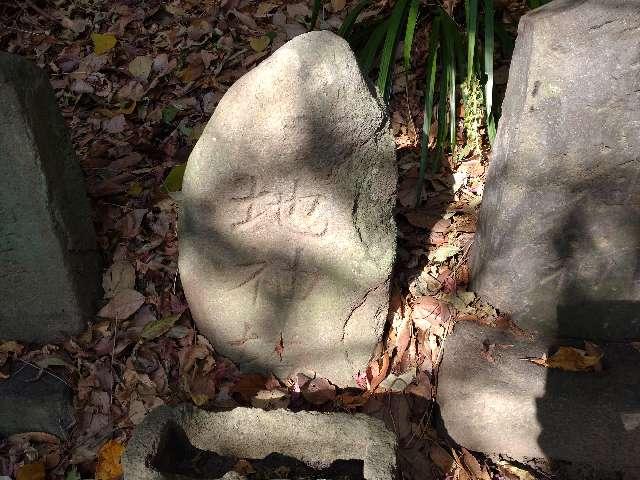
{"left": 123, "top": 405, "right": 397, "bottom": 480}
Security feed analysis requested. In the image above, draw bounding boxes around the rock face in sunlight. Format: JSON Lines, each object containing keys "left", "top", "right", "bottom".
{"left": 441, "top": 0, "right": 640, "bottom": 470}
{"left": 471, "top": 0, "right": 640, "bottom": 341}
{"left": 179, "top": 31, "right": 397, "bottom": 387}
{"left": 0, "top": 53, "right": 100, "bottom": 343}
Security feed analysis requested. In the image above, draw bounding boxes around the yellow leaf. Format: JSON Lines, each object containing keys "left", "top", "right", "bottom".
{"left": 190, "top": 393, "right": 209, "bottom": 406}
{"left": 95, "top": 440, "right": 125, "bottom": 480}
{"left": 249, "top": 36, "right": 271, "bottom": 52}
{"left": 255, "top": 2, "right": 279, "bottom": 17}
{"left": 127, "top": 182, "right": 143, "bottom": 197}
{"left": 16, "top": 463, "right": 45, "bottom": 480}
{"left": 128, "top": 55, "right": 153, "bottom": 81}
{"left": 529, "top": 345, "right": 603, "bottom": 372}
{"left": 91, "top": 33, "right": 117, "bottom": 55}
{"left": 497, "top": 461, "right": 537, "bottom": 480}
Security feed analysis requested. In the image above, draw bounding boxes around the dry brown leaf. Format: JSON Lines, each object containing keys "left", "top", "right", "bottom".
{"left": 529, "top": 345, "right": 603, "bottom": 372}
{"left": 16, "top": 463, "right": 45, "bottom": 480}
{"left": 231, "top": 373, "right": 267, "bottom": 402}
{"left": 412, "top": 296, "right": 450, "bottom": 330}
{"left": 98, "top": 288, "right": 144, "bottom": 319}
{"left": 367, "top": 352, "right": 390, "bottom": 392}
{"left": 255, "top": 2, "right": 279, "bottom": 17}
{"left": 429, "top": 444, "right": 454, "bottom": 474}
{"left": 302, "top": 377, "right": 336, "bottom": 405}
{"left": 102, "top": 261, "right": 135, "bottom": 298}
{"left": 461, "top": 447, "right": 491, "bottom": 480}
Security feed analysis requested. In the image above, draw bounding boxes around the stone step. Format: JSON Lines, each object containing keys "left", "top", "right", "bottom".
{"left": 437, "top": 321, "right": 640, "bottom": 471}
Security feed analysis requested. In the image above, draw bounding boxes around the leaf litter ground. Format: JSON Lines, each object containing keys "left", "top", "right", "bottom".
{"left": 0, "top": 1, "right": 543, "bottom": 479}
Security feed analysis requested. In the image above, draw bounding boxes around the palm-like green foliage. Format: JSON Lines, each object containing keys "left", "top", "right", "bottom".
{"left": 338, "top": 0, "right": 522, "bottom": 205}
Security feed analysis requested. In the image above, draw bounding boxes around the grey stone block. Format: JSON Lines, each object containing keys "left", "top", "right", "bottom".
{"left": 0, "top": 364, "right": 74, "bottom": 438}
{"left": 179, "top": 31, "right": 396, "bottom": 386}
{"left": 470, "top": 0, "right": 640, "bottom": 340}
{"left": 122, "top": 405, "right": 397, "bottom": 480}
{"left": 437, "top": 321, "right": 640, "bottom": 468}
{"left": 0, "top": 53, "right": 101, "bottom": 343}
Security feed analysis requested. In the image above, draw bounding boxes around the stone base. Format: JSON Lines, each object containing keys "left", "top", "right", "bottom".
{"left": 0, "top": 364, "right": 74, "bottom": 437}
{"left": 437, "top": 322, "right": 640, "bottom": 470}
{"left": 123, "top": 405, "right": 397, "bottom": 480}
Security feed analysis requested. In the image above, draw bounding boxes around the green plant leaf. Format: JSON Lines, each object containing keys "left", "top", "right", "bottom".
{"left": 416, "top": 16, "right": 440, "bottom": 205}
{"left": 338, "top": 0, "right": 371, "bottom": 38}
{"left": 444, "top": 21, "right": 457, "bottom": 149}
{"left": 163, "top": 164, "right": 186, "bottom": 193}
{"left": 376, "top": 0, "right": 409, "bottom": 99}
{"left": 403, "top": 0, "right": 420, "bottom": 70}
{"left": 358, "top": 19, "right": 388, "bottom": 75}
{"left": 309, "top": 0, "right": 322, "bottom": 30}
{"left": 465, "top": 0, "right": 478, "bottom": 82}
{"left": 484, "top": 0, "right": 495, "bottom": 143}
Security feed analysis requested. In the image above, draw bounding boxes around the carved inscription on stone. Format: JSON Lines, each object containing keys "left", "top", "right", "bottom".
{"left": 225, "top": 175, "right": 325, "bottom": 303}
{"left": 229, "top": 247, "right": 319, "bottom": 303}
{"left": 229, "top": 175, "right": 328, "bottom": 237}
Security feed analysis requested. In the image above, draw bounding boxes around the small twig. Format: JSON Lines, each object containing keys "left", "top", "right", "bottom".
{"left": 109, "top": 316, "right": 119, "bottom": 406}
{"left": 16, "top": 359, "right": 72, "bottom": 388}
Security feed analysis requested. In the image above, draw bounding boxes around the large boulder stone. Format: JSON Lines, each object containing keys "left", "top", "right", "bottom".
{"left": 0, "top": 53, "right": 100, "bottom": 343}
{"left": 471, "top": 0, "right": 640, "bottom": 340}
{"left": 179, "top": 31, "right": 397, "bottom": 386}
{"left": 123, "top": 405, "right": 397, "bottom": 480}
{"left": 438, "top": 321, "right": 640, "bottom": 469}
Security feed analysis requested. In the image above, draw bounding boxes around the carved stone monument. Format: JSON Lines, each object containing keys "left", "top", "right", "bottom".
{"left": 0, "top": 53, "right": 100, "bottom": 343}
{"left": 470, "top": 0, "right": 640, "bottom": 341}
{"left": 179, "top": 31, "right": 397, "bottom": 386}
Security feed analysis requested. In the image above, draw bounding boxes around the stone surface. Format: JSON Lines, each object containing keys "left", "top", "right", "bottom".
{"left": 0, "top": 53, "right": 100, "bottom": 343}
{"left": 0, "top": 364, "right": 74, "bottom": 437}
{"left": 179, "top": 31, "right": 396, "bottom": 386}
{"left": 123, "top": 405, "right": 397, "bottom": 480}
{"left": 438, "top": 321, "right": 640, "bottom": 468}
{"left": 470, "top": 0, "right": 640, "bottom": 340}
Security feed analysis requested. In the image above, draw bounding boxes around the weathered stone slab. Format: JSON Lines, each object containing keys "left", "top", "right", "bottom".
{"left": 0, "top": 364, "right": 74, "bottom": 437}
{"left": 438, "top": 321, "right": 640, "bottom": 468}
{"left": 471, "top": 0, "right": 640, "bottom": 340}
{"left": 123, "top": 405, "right": 397, "bottom": 480}
{"left": 179, "top": 31, "right": 397, "bottom": 386}
{"left": 0, "top": 53, "right": 100, "bottom": 343}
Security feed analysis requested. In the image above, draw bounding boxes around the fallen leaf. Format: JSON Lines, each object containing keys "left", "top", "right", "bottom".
{"left": 232, "top": 374, "right": 267, "bottom": 402}
{"left": 102, "top": 261, "right": 135, "bottom": 298}
{"left": 140, "top": 315, "right": 180, "bottom": 341}
{"left": 497, "top": 461, "right": 537, "bottom": 480}
{"left": 412, "top": 296, "right": 450, "bottom": 329}
{"left": 251, "top": 389, "right": 290, "bottom": 410}
{"left": 461, "top": 448, "right": 491, "bottom": 480}
{"left": 95, "top": 440, "right": 124, "bottom": 480}
{"left": 91, "top": 33, "right": 117, "bottom": 55}
{"left": 128, "top": 55, "right": 153, "bottom": 81}
{"left": 302, "top": 377, "right": 336, "bottom": 405}
{"left": 255, "top": 2, "right": 279, "bottom": 17}
{"left": 16, "top": 463, "right": 45, "bottom": 480}
{"left": 331, "top": 0, "right": 347, "bottom": 11}
{"left": 233, "top": 459, "right": 255, "bottom": 475}
{"left": 529, "top": 345, "right": 603, "bottom": 372}
{"left": 367, "top": 352, "right": 390, "bottom": 392}
{"left": 98, "top": 288, "right": 144, "bottom": 319}
{"left": 162, "top": 164, "right": 186, "bottom": 192}
{"left": 429, "top": 444, "right": 454, "bottom": 474}
{"left": 428, "top": 244, "right": 461, "bottom": 263}
{"left": 249, "top": 36, "right": 271, "bottom": 52}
